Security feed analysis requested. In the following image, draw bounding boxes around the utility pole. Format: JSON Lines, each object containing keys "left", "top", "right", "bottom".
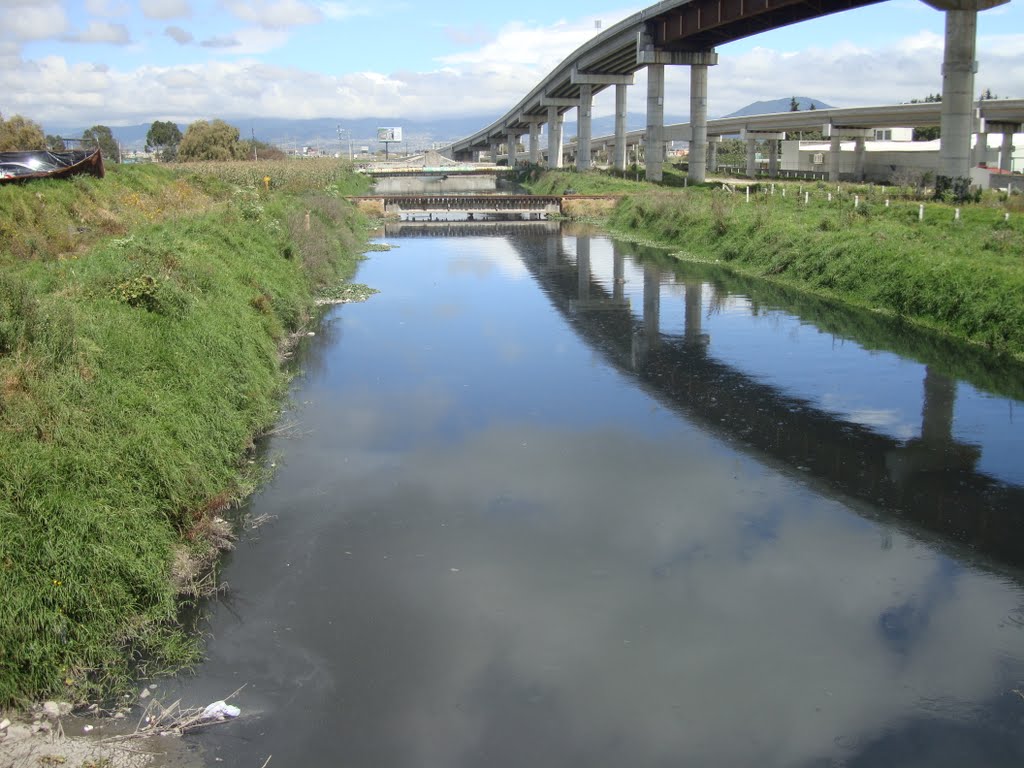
{"left": 251, "top": 126, "right": 258, "bottom": 161}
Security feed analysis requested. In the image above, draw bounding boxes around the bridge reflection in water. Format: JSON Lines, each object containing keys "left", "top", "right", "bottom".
{"left": 383, "top": 222, "right": 1024, "bottom": 570}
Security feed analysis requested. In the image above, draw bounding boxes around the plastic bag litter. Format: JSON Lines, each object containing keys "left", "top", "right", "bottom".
{"left": 200, "top": 701, "right": 241, "bottom": 721}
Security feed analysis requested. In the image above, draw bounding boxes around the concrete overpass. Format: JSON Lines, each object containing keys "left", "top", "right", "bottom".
{"left": 554, "top": 98, "right": 1024, "bottom": 182}
{"left": 442, "top": 0, "right": 1012, "bottom": 187}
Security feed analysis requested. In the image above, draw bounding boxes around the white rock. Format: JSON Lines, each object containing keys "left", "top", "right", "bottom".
{"left": 58, "top": 702, "right": 72, "bottom": 716}
{"left": 0, "top": 718, "right": 10, "bottom": 730}
{"left": 83, "top": 724, "right": 94, "bottom": 733}
{"left": 42, "top": 701, "right": 60, "bottom": 719}
{"left": 139, "top": 689, "right": 150, "bottom": 699}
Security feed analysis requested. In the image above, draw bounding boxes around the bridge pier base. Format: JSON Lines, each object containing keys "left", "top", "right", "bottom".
{"left": 768, "top": 139, "right": 778, "bottom": 178}
{"left": 529, "top": 122, "right": 540, "bottom": 165}
{"left": 746, "top": 138, "right": 756, "bottom": 178}
{"left": 829, "top": 135, "right": 841, "bottom": 182}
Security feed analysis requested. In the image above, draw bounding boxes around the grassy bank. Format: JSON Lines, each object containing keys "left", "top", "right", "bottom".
{"left": 0, "top": 161, "right": 370, "bottom": 706}
{"left": 526, "top": 170, "right": 1024, "bottom": 361}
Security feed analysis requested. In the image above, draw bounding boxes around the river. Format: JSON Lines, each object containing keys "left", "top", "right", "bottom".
{"left": 169, "top": 221, "right": 1024, "bottom": 768}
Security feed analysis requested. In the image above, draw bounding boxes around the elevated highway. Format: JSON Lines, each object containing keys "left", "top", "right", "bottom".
{"left": 442, "top": 0, "right": 1013, "bottom": 186}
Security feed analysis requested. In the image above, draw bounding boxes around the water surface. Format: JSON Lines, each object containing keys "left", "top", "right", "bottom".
{"left": 173, "top": 222, "right": 1024, "bottom": 768}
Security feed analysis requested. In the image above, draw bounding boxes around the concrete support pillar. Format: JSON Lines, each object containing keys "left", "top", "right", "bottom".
{"left": 506, "top": 131, "right": 518, "bottom": 167}
{"left": 973, "top": 130, "right": 988, "bottom": 167}
{"left": 577, "top": 84, "right": 593, "bottom": 171}
{"left": 938, "top": 9, "right": 978, "bottom": 184}
{"left": 1000, "top": 131, "right": 1014, "bottom": 172}
{"left": 745, "top": 139, "right": 756, "bottom": 178}
{"left": 768, "top": 139, "right": 778, "bottom": 178}
{"left": 684, "top": 282, "right": 703, "bottom": 344}
{"left": 614, "top": 83, "right": 628, "bottom": 172}
{"left": 577, "top": 236, "right": 591, "bottom": 300}
{"left": 645, "top": 63, "right": 665, "bottom": 182}
{"left": 689, "top": 64, "right": 709, "bottom": 184}
{"left": 490, "top": 139, "right": 500, "bottom": 164}
{"left": 547, "top": 106, "right": 563, "bottom": 170}
{"left": 854, "top": 136, "right": 866, "bottom": 181}
{"left": 529, "top": 122, "right": 540, "bottom": 165}
{"left": 708, "top": 138, "right": 718, "bottom": 173}
{"left": 829, "top": 135, "right": 842, "bottom": 182}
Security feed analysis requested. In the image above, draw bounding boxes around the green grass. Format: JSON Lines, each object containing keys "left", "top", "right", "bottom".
{"left": 528, "top": 170, "right": 1024, "bottom": 361}
{"left": 0, "top": 164, "right": 369, "bottom": 706}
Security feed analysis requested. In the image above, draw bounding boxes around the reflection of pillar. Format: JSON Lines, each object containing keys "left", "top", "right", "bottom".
{"left": 613, "top": 247, "right": 625, "bottom": 301}
{"left": 746, "top": 139, "right": 756, "bottom": 177}
{"left": 546, "top": 236, "right": 559, "bottom": 268}
{"left": 921, "top": 366, "right": 956, "bottom": 443}
{"left": 576, "top": 236, "right": 591, "bottom": 301}
{"left": 645, "top": 63, "right": 665, "bottom": 182}
{"left": 829, "top": 134, "right": 842, "bottom": 181}
{"left": 854, "top": 136, "right": 866, "bottom": 181}
{"left": 684, "top": 282, "right": 702, "bottom": 342}
{"left": 689, "top": 64, "right": 709, "bottom": 183}
{"left": 614, "top": 83, "right": 628, "bottom": 171}
{"left": 643, "top": 263, "right": 661, "bottom": 343}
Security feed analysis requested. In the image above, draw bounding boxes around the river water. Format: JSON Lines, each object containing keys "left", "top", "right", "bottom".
{"left": 171, "top": 222, "right": 1024, "bottom": 768}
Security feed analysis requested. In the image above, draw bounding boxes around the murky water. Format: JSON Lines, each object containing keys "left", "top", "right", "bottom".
{"left": 172, "top": 222, "right": 1024, "bottom": 768}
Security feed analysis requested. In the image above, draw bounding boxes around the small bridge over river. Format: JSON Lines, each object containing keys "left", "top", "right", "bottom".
{"left": 349, "top": 194, "right": 616, "bottom": 220}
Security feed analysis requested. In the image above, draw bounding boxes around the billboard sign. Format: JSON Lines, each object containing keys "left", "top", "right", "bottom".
{"left": 377, "top": 127, "right": 403, "bottom": 143}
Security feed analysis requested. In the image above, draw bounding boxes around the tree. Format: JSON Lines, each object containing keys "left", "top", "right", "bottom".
{"left": 909, "top": 94, "right": 941, "bottom": 141}
{"left": 145, "top": 120, "right": 183, "bottom": 161}
{"left": 82, "top": 125, "right": 119, "bottom": 162}
{"left": 809, "top": 103, "right": 816, "bottom": 111}
{"left": 0, "top": 113, "right": 46, "bottom": 151}
{"left": 239, "top": 139, "right": 286, "bottom": 161}
{"left": 178, "top": 119, "right": 242, "bottom": 161}
{"left": 789, "top": 96, "right": 800, "bottom": 112}
{"left": 45, "top": 135, "right": 66, "bottom": 151}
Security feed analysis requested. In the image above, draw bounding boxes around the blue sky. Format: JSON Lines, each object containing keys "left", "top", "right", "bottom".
{"left": 2, "top": 0, "right": 1022, "bottom": 131}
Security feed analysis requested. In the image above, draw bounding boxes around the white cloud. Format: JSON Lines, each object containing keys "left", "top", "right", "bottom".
{"left": 164, "top": 25, "right": 193, "bottom": 44}
{"left": 4, "top": 2, "right": 69, "bottom": 41}
{"left": 85, "top": 0, "right": 130, "bottom": 16}
{"left": 222, "top": 0, "right": 322, "bottom": 29}
{"left": 317, "top": 1, "right": 370, "bottom": 21}
{"left": 64, "top": 21, "right": 132, "bottom": 44}
{"left": 140, "top": 0, "right": 191, "bottom": 19}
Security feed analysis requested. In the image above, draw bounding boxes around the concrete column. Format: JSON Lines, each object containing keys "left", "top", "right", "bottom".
{"left": 973, "top": 130, "right": 988, "bottom": 167}
{"left": 1000, "top": 130, "right": 1014, "bottom": 172}
{"left": 614, "top": 83, "right": 628, "bottom": 172}
{"left": 688, "top": 64, "right": 709, "bottom": 184}
{"left": 854, "top": 136, "right": 866, "bottom": 181}
{"left": 829, "top": 134, "right": 842, "bottom": 181}
{"left": 645, "top": 63, "right": 665, "bottom": 182}
{"left": 577, "top": 84, "right": 593, "bottom": 171}
{"left": 938, "top": 9, "right": 978, "bottom": 184}
{"left": 577, "top": 236, "right": 591, "bottom": 300}
{"left": 507, "top": 131, "right": 518, "bottom": 167}
{"left": 684, "top": 282, "right": 703, "bottom": 344}
{"left": 490, "top": 138, "right": 500, "bottom": 164}
{"left": 547, "top": 105, "right": 563, "bottom": 169}
{"left": 708, "top": 138, "right": 718, "bottom": 173}
{"left": 768, "top": 139, "right": 778, "bottom": 178}
{"left": 529, "top": 122, "right": 540, "bottom": 165}
{"left": 745, "top": 138, "right": 756, "bottom": 177}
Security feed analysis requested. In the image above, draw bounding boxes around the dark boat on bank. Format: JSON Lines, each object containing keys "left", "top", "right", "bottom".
{"left": 0, "top": 145, "right": 104, "bottom": 184}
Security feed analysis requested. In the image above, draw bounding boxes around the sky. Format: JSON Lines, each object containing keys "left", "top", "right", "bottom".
{"left": 2, "top": 0, "right": 1023, "bottom": 133}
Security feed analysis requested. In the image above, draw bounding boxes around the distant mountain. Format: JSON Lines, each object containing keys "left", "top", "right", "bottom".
{"left": 722, "top": 97, "right": 832, "bottom": 118}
